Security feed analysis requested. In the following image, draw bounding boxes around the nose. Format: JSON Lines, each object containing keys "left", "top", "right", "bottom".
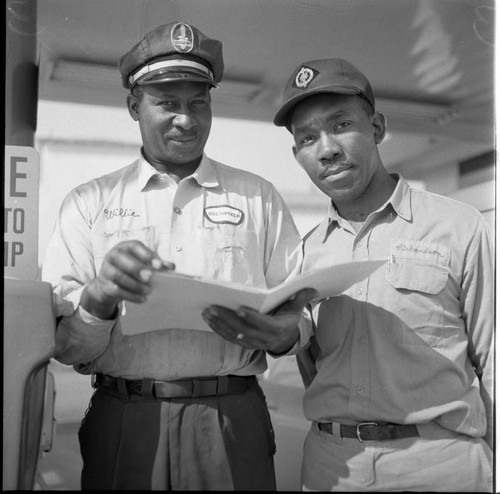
{"left": 173, "top": 113, "right": 196, "bottom": 131}
{"left": 318, "top": 133, "right": 342, "bottom": 162}
{"left": 173, "top": 105, "right": 196, "bottom": 131}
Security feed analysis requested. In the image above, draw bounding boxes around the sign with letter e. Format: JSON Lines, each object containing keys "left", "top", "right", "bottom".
{"left": 4, "top": 145, "right": 39, "bottom": 280}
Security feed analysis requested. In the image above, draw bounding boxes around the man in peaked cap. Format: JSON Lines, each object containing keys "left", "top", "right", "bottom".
{"left": 42, "top": 22, "right": 316, "bottom": 490}
{"left": 204, "top": 58, "right": 493, "bottom": 491}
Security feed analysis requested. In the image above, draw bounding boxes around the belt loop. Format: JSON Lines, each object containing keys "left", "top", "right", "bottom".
{"left": 141, "top": 378, "right": 155, "bottom": 399}
{"left": 217, "top": 376, "right": 229, "bottom": 395}
{"left": 330, "top": 422, "right": 342, "bottom": 438}
{"left": 192, "top": 379, "right": 200, "bottom": 398}
{"left": 116, "top": 378, "right": 129, "bottom": 399}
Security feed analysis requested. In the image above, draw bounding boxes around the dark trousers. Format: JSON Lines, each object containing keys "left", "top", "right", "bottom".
{"left": 78, "top": 379, "right": 277, "bottom": 490}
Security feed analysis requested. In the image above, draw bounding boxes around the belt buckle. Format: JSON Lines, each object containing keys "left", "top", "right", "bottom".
{"left": 356, "top": 422, "right": 378, "bottom": 442}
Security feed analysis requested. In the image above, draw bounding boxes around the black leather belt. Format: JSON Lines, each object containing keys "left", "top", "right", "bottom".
{"left": 93, "top": 373, "right": 255, "bottom": 399}
{"left": 318, "top": 421, "right": 419, "bottom": 442}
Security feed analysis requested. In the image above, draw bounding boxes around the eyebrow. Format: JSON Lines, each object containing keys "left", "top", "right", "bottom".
{"left": 292, "top": 109, "right": 354, "bottom": 133}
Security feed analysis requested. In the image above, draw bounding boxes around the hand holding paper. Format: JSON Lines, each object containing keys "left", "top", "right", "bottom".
{"left": 119, "top": 259, "right": 385, "bottom": 336}
{"left": 202, "top": 287, "right": 319, "bottom": 353}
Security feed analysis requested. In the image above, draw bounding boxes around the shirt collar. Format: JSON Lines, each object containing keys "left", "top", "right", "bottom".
{"left": 386, "top": 174, "right": 412, "bottom": 221}
{"left": 190, "top": 154, "right": 219, "bottom": 188}
{"left": 137, "top": 152, "right": 220, "bottom": 191}
{"left": 137, "top": 154, "right": 162, "bottom": 191}
{"left": 315, "top": 173, "right": 412, "bottom": 241}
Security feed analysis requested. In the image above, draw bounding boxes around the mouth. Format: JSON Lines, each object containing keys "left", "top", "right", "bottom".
{"left": 321, "top": 164, "right": 353, "bottom": 180}
{"left": 166, "top": 133, "right": 198, "bottom": 143}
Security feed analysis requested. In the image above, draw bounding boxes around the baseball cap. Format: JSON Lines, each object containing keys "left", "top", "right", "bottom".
{"left": 119, "top": 22, "right": 224, "bottom": 90}
{"left": 273, "top": 58, "right": 375, "bottom": 129}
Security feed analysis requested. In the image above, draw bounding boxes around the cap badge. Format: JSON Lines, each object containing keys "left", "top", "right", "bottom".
{"left": 171, "top": 22, "right": 194, "bottom": 53}
{"left": 293, "top": 66, "right": 318, "bottom": 89}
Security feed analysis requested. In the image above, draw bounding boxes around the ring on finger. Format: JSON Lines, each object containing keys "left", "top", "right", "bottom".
{"left": 236, "top": 333, "right": 244, "bottom": 340}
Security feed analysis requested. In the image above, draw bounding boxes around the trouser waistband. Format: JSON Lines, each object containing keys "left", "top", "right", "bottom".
{"left": 93, "top": 373, "right": 255, "bottom": 399}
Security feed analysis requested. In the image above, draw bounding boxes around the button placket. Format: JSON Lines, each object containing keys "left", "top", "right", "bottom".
{"left": 349, "top": 233, "right": 371, "bottom": 413}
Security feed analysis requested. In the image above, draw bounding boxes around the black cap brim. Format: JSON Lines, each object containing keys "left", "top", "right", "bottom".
{"left": 135, "top": 68, "right": 217, "bottom": 88}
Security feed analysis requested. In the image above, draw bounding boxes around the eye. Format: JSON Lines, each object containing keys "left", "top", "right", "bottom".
{"left": 298, "top": 134, "right": 316, "bottom": 145}
{"left": 334, "top": 121, "right": 351, "bottom": 131}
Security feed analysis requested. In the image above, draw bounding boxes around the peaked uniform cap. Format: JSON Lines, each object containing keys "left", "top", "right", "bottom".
{"left": 118, "top": 22, "right": 224, "bottom": 89}
{"left": 273, "top": 58, "right": 375, "bottom": 128}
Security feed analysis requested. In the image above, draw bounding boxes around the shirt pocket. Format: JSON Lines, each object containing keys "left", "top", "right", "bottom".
{"left": 386, "top": 239, "right": 450, "bottom": 295}
{"left": 385, "top": 240, "right": 450, "bottom": 347}
{"left": 182, "top": 224, "right": 263, "bottom": 285}
{"left": 91, "top": 226, "right": 157, "bottom": 273}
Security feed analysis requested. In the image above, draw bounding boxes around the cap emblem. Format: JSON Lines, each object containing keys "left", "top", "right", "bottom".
{"left": 293, "top": 66, "right": 318, "bottom": 89}
{"left": 171, "top": 22, "right": 194, "bottom": 53}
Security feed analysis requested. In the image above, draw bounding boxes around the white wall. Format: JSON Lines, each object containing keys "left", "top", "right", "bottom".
{"left": 36, "top": 100, "right": 494, "bottom": 269}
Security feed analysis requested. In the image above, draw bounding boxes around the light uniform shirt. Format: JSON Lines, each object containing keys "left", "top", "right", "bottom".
{"left": 42, "top": 154, "right": 304, "bottom": 380}
{"left": 299, "top": 176, "right": 493, "bottom": 441}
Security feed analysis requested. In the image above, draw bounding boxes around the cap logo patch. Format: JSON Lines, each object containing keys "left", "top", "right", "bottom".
{"left": 171, "top": 22, "right": 194, "bottom": 53}
{"left": 204, "top": 205, "right": 244, "bottom": 226}
{"left": 293, "top": 66, "right": 318, "bottom": 89}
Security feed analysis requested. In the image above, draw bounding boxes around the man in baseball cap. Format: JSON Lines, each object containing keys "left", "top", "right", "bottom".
{"left": 204, "top": 56, "right": 493, "bottom": 492}
{"left": 276, "top": 58, "right": 494, "bottom": 491}
{"left": 43, "top": 22, "right": 314, "bottom": 490}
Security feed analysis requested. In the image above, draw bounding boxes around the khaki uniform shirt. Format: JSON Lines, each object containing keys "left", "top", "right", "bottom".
{"left": 299, "top": 176, "right": 493, "bottom": 443}
{"left": 43, "top": 154, "right": 305, "bottom": 379}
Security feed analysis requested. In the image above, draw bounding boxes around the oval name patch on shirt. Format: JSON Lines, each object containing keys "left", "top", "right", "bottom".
{"left": 204, "top": 205, "right": 244, "bottom": 225}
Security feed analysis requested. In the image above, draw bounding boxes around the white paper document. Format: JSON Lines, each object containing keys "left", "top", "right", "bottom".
{"left": 120, "top": 259, "right": 385, "bottom": 335}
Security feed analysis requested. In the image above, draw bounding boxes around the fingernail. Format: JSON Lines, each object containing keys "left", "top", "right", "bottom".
{"left": 140, "top": 269, "right": 152, "bottom": 281}
{"left": 205, "top": 307, "right": 218, "bottom": 317}
{"left": 151, "top": 258, "right": 162, "bottom": 270}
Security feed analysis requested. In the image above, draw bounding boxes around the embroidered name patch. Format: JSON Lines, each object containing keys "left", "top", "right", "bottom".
{"left": 103, "top": 208, "right": 140, "bottom": 220}
{"left": 204, "top": 205, "right": 244, "bottom": 225}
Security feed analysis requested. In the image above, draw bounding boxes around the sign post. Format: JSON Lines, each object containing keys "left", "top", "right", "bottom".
{"left": 4, "top": 145, "right": 40, "bottom": 280}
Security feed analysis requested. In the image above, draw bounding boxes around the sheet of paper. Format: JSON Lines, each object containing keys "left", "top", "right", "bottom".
{"left": 119, "top": 259, "right": 385, "bottom": 335}
{"left": 120, "top": 274, "right": 269, "bottom": 335}
{"left": 261, "top": 259, "right": 385, "bottom": 312}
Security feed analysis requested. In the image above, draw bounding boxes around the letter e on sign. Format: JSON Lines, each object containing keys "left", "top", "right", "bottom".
{"left": 4, "top": 146, "right": 39, "bottom": 279}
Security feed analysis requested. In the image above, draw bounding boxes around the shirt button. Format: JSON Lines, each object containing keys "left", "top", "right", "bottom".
{"left": 355, "top": 242, "right": 362, "bottom": 249}
{"left": 173, "top": 207, "right": 182, "bottom": 214}
{"left": 357, "top": 387, "right": 364, "bottom": 394}
{"left": 175, "top": 246, "right": 182, "bottom": 252}
{"left": 356, "top": 287, "right": 364, "bottom": 295}
{"left": 359, "top": 337, "right": 365, "bottom": 344}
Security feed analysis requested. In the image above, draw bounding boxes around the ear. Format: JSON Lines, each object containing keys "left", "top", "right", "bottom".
{"left": 127, "top": 93, "right": 140, "bottom": 121}
{"left": 371, "top": 111, "right": 387, "bottom": 144}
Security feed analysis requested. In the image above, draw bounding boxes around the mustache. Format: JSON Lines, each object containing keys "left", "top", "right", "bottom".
{"left": 165, "top": 131, "right": 198, "bottom": 139}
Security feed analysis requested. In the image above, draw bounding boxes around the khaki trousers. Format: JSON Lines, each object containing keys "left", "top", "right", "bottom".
{"left": 302, "top": 421, "right": 493, "bottom": 492}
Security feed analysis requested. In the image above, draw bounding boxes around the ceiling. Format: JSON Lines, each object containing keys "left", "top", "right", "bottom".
{"left": 33, "top": 0, "right": 495, "bottom": 170}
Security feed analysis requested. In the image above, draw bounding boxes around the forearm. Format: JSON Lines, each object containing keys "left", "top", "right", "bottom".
{"left": 54, "top": 305, "right": 115, "bottom": 365}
